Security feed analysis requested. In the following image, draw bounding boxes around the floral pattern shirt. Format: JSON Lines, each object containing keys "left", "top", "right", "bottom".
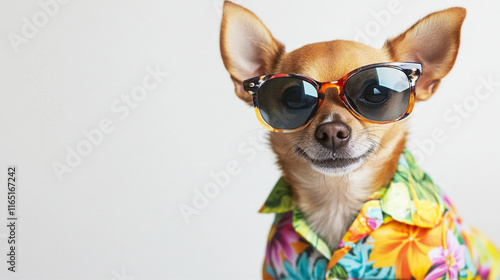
{"left": 260, "top": 150, "right": 500, "bottom": 280}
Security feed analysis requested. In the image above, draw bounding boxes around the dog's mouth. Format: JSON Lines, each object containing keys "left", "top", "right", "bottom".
{"left": 296, "top": 147, "right": 374, "bottom": 174}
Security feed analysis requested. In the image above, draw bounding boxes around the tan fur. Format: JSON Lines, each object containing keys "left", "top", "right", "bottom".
{"left": 385, "top": 7, "right": 466, "bottom": 100}
{"left": 220, "top": 1, "right": 465, "bottom": 249}
{"left": 220, "top": 1, "right": 285, "bottom": 105}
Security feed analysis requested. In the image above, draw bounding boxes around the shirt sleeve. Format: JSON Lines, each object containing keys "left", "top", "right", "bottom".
{"left": 444, "top": 195, "right": 500, "bottom": 279}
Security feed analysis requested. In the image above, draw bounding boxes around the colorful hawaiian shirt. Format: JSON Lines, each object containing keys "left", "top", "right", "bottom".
{"left": 260, "top": 150, "right": 500, "bottom": 280}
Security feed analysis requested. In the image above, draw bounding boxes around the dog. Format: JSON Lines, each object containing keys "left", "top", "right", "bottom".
{"left": 220, "top": 1, "right": 500, "bottom": 279}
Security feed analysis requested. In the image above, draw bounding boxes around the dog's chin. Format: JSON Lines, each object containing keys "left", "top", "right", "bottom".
{"left": 297, "top": 148, "right": 373, "bottom": 176}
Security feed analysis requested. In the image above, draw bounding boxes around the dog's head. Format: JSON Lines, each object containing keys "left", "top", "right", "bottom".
{"left": 220, "top": 2, "right": 465, "bottom": 183}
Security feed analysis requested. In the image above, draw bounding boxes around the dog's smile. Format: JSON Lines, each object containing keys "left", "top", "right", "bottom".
{"left": 296, "top": 146, "right": 374, "bottom": 173}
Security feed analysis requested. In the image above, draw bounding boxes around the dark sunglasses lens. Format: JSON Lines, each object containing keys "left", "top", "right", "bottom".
{"left": 258, "top": 77, "right": 318, "bottom": 130}
{"left": 344, "top": 67, "right": 411, "bottom": 122}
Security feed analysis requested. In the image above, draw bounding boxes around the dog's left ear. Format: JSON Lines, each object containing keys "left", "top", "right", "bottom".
{"left": 385, "top": 7, "right": 466, "bottom": 101}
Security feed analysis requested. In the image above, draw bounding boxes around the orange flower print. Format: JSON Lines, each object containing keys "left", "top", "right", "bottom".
{"left": 368, "top": 220, "right": 442, "bottom": 279}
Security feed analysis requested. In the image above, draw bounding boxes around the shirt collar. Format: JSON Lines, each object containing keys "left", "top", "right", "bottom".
{"left": 259, "top": 149, "right": 446, "bottom": 256}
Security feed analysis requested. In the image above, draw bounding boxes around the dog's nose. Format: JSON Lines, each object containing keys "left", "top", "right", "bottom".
{"left": 315, "top": 122, "right": 351, "bottom": 151}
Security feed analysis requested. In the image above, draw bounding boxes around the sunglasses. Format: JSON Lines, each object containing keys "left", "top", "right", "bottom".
{"left": 243, "top": 62, "right": 422, "bottom": 132}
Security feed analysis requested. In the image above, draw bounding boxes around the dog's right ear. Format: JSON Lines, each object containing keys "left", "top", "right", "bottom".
{"left": 220, "top": 1, "right": 285, "bottom": 105}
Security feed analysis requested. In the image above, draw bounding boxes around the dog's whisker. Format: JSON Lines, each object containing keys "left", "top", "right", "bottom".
{"left": 322, "top": 173, "right": 333, "bottom": 195}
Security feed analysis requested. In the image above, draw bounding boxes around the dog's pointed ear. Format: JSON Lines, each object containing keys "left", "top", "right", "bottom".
{"left": 384, "top": 7, "right": 466, "bottom": 101}
{"left": 220, "top": 1, "right": 285, "bottom": 105}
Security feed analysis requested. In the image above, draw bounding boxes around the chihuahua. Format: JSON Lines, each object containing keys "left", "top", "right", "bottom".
{"left": 220, "top": 1, "right": 499, "bottom": 279}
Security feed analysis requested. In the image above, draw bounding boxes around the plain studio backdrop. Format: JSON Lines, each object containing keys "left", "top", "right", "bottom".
{"left": 0, "top": 0, "right": 499, "bottom": 279}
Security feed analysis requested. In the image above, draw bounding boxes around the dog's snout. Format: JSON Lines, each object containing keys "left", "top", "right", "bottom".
{"left": 315, "top": 122, "right": 351, "bottom": 151}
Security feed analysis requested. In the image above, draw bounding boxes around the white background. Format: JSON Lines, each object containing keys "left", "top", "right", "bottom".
{"left": 0, "top": 0, "right": 499, "bottom": 279}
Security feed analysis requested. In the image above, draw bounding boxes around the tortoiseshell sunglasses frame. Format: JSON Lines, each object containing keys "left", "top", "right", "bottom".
{"left": 243, "top": 62, "right": 422, "bottom": 133}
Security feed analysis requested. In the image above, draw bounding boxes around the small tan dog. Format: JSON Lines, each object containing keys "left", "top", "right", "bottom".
{"left": 220, "top": 1, "right": 499, "bottom": 279}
